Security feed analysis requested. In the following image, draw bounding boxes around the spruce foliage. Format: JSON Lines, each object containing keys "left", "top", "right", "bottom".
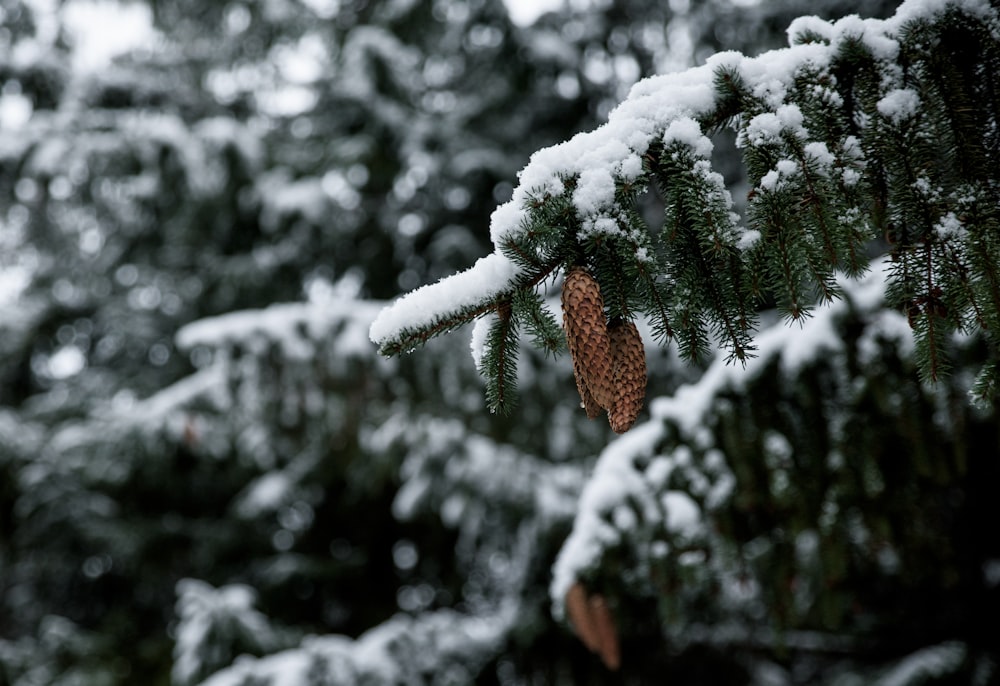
{"left": 371, "top": 0, "right": 1000, "bottom": 410}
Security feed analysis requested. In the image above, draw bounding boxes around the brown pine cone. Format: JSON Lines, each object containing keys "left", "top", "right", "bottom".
{"left": 562, "top": 267, "right": 615, "bottom": 411}
{"left": 608, "top": 319, "right": 646, "bottom": 434}
{"left": 565, "top": 582, "right": 600, "bottom": 652}
{"left": 589, "top": 594, "right": 621, "bottom": 671}
{"left": 564, "top": 582, "right": 621, "bottom": 671}
{"left": 572, "top": 354, "right": 604, "bottom": 419}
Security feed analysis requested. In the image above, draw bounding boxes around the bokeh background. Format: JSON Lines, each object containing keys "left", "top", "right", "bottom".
{"left": 3, "top": 1, "right": 996, "bottom": 685}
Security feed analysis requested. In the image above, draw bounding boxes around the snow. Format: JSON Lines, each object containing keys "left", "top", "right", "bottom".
{"left": 887, "top": 0, "right": 998, "bottom": 33}
{"left": 934, "top": 211, "right": 967, "bottom": 240}
{"left": 0, "top": 265, "right": 30, "bottom": 308}
{"left": 573, "top": 167, "right": 617, "bottom": 216}
{"left": 551, "top": 260, "right": 908, "bottom": 610}
{"left": 62, "top": 0, "right": 157, "bottom": 73}
{"left": 372, "top": 0, "right": 955, "bottom": 354}
{"left": 199, "top": 604, "right": 520, "bottom": 686}
{"left": 663, "top": 117, "right": 713, "bottom": 158}
{"left": 0, "top": 92, "right": 33, "bottom": 131}
{"left": 744, "top": 105, "right": 808, "bottom": 148}
{"left": 173, "top": 580, "right": 273, "bottom": 686}
{"left": 662, "top": 491, "right": 701, "bottom": 537}
{"left": 369, "top": 253, "right": 519, "bottom": 350}
{"left": 877, "top": 88, "right": 921, "bottom": 125}
{"left": 804, "top": 141, "right": 835, "bottom": 167}
{"left": 235, "top": 472, "right": 294, "bottom": 517}
{"left": 469, "top": 314, "right": 495, "bottom": 369}
{"left": 787, "top": 15, "right": 837, "bottom": 44}
{"left": 178, "top": 289, "right": 382, "bottom": 361}
{"left": 502, "top": 0, "right": 563, "bottom": 26}
{"left": 873, "top": 642, "right": 967, "bottom": 686}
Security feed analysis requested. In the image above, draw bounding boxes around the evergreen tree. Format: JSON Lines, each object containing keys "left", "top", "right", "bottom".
{"left": 369, "top": 0, "right": 1000, "bottom": 682}
{"left": 1, "top": 0, "right": 997, "bottom": 685}
{"left": 371, "top": 0, "right": 1000, "bottom": 408}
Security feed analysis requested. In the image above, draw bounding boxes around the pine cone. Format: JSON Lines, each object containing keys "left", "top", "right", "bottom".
{"left": 565, "top": 582, "right": 600, "bottom": 652}
{"left": 564, "top": 582, "right": 621, "bottom": 671}
{"left": 589, "top": 594, "right": 621, "bottom": 671}
{"left": 608, "top": 319, "right": 646, "bottom": 434}
{"left": 573, "top": 354, "right": 604, "bottom": 419}
{"left": 562, "top": 267, "right": 615, "bottom": 411}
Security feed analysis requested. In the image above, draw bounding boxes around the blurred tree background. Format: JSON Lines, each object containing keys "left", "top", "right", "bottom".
{"left": 0, "top": 1, "right": 995, "bottom": 685}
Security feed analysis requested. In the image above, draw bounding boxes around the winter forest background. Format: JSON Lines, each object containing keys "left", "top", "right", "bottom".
{"left": 1, "top": 0, "right": 999, "bottom": 684}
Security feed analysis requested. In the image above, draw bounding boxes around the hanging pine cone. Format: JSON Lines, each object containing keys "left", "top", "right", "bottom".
{"left": 564, "top": 582, "right": 621, "bottom": 671}
{"left": 562, "top": 267, "right": 615, "bottom": 411}
{"left": 608, "top": 318, "right": 646, "bottom": 434}
{"left": 572, "top": 353, "right": 604, "bottom": 419}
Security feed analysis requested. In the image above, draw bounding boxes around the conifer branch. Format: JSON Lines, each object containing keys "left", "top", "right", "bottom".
{"left": 513, "top": 289, "right": 565, "bottom": 357}
{"left": 483, "top": 301, "right": 520, "bottom": 414}
{"left": 370, "top": 0, "right": 1000, "bottom": 411}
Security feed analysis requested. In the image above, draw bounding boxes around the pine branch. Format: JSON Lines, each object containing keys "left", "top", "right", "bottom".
{"left": 512, "top": 289, "right": 565, "bottom": 358}
{"left": 373, "top": 253, "right": 564, "bottom": 357}
{"left": 482, "top": 302, "right": 520, "bottom": 415}
{"left": 371, "top": 0, "right": 1000, "bottom": 411}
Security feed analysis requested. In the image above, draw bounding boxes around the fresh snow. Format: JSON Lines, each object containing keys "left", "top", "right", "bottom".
{"left": 368, "top": 253, "right": 519, "bottom": 350}
{"left": 877, "top": 88, "right": 921, "bottom": 125}
{"left": 551, "top": 259, "right": 910, "bottom": 608}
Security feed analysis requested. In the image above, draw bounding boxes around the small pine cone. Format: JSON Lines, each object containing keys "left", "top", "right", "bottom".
{"left": 608, "top": 319, "right": 647, "bottom": 434}
{"left": 589, "top": 594, "right": 621, "bottom": 671}
{"left": 565, "top": 582, "right": 600, "bottom": 652}
{"left": 562, "top": 267, "right": 615, "bottom": 410}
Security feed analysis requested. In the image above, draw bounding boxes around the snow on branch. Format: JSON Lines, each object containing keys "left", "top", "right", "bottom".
{"left": 177, "top": 280, "right": 383, "bottom": 361}
{"left": 549, "top": 260, "right": 914, "bottom": 616}
{"left": 196, "top": 602, "right": 518, "bottom": 686}
{"left": 370, "top": 0, "right": 1000, "bottom": 409}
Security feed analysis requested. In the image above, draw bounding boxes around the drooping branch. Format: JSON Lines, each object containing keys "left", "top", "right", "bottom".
{"left": 371, "top": 0, "right": 1000, "bottom": 411}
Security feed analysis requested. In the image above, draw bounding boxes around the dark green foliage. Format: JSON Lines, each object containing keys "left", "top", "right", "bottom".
{"left": 512, "top": 289, "right": 565, "bottom": 358}
{"left": 482, "top": 303, "right": 521, "bottom": 414}
{"left": 554, "top": 272, "right": 1000, "bottom": 683}
{"left": 377, "top": 0, "right": 1000, "bottom": 408}
{"left": 4, "top": 1, "right": 1000, "bottom": 685}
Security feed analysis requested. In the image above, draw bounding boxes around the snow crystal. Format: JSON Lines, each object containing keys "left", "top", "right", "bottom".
{"left": 877, "top": 88, "right": 921, "bottom": 125}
